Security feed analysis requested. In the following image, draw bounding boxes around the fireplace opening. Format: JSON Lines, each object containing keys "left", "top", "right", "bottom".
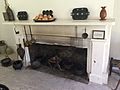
{"left": 29, "top": 43, "right": 88, "bottom": 83}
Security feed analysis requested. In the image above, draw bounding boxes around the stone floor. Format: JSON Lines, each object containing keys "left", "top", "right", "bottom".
{"left": 0, "top": 54, "right": 120, "bottom": 90}
{"left": 108, "top": 73, "right": 120, "bottom": 90}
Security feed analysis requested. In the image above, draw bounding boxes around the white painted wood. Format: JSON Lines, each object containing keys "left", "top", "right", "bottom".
{"left": 3, "top": 19, "right": 115, "bottom": 26}
{"left": 3, "top": 19, "right": 115, "bottom": 85}
{"left": 89, "top": 24, "right": 113, "bottom": 84}
{"left": 90, "top": 41, "right": 107, "bottom": 84}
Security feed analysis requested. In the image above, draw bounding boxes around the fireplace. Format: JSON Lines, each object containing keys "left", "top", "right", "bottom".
{"left": 29, "top": 43, "right": 88, "bottom": 83}
{"left": 4, "top": 19, "right": 115, "bottom": 84}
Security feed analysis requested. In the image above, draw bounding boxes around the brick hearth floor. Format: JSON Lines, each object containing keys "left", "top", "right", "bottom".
{"left": 0, "top": 55, "right": 120, "bottom": 90}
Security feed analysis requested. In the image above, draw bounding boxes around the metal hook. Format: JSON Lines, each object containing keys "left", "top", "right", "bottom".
{"left": 14, "top": 25, "right": 19, "bottom": 34}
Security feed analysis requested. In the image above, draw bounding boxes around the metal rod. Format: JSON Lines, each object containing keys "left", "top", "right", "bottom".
{"left": 85, "top": 27, "right": 86, "bottom": 33}
{"left": 75, "top": 26, "right": 78, "bottom": 38}
{"left": 24, "top": 25, "right": 28, "bottom": 41}
{"left": 75, "top": 26, "right": 79, "bottom": 46}
{"left": 26, "top": 33, "right": 83, "bottom": 39}
{"left": 29, "top": 25, "right": 32, "bottom": 39}
{"left": 23, "top": 38, "right": 27, "bottom": 65}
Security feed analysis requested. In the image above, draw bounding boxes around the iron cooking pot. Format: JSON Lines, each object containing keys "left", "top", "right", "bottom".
{"left": 1, "top": 58, "right": 12, "bottom": 67}
{"left": 13, "top": 60, "right": 23, "bottom": 70}
{"left": 0, "top": 84, "right": 9, "bottom": 90}
{"left": 82, "top": 33, "right": 88, "bottom": 39}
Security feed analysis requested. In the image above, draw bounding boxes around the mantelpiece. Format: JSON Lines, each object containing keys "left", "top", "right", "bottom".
{"left": 3, "top": 19, "right": 115, "bottom": 84}
{"left": 3, "top": 19, "right": 115, "bottom": 26}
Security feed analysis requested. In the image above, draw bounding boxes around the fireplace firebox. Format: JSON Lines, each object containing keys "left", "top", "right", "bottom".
{"left": 29, "top": 43, "right": 88, "bottom": 83}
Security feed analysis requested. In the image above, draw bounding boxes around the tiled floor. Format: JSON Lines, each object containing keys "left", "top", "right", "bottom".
{"left": 0, "top": 54, "right": 120, "bottom": 90}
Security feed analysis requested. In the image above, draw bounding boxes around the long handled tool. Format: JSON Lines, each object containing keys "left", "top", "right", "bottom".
{"left": 29, "top": 25, "right": 36, "bottom": 44}
{"left": 24, "top": 26, "right": 29, "bottom": 46}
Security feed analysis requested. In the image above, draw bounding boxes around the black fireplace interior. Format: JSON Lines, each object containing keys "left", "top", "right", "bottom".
{"left": 29, "top": 43, "right": 88, "bottom": 83}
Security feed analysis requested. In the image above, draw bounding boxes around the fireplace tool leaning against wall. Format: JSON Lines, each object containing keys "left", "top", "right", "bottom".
{"left": 13, "top": 25, "right": 38, "bottom": 68}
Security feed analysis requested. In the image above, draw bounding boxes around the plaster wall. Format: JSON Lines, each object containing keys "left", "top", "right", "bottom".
{"left": 8, "top": 0, "right": 114, "bottom": 19}
{"left": 0, "top": 0, "right": 15, "bottom": 49}
{"left": 110, "top": 0, "right": 120, "bottom": 59}
{"left": 1, "top": 0, "right": 119, "bottom": 59}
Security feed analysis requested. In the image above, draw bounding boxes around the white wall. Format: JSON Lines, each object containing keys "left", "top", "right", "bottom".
{"left": 8, "top": 0, "right": 114, "bottom": 19}
{"left": 1, "top": 0, "right": 119, "bottom": 59}
{"left": 0, "top": 0, "right": 4, "bottom": 40}
{"left": 110, "top": 0, "right": 120, "bottom": 59}
{"left": 0, "top": 0, "right": 16, "bottom": 49}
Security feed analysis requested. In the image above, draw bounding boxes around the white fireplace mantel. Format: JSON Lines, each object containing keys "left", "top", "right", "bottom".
{"left": 3, "top": 19, "right": 115, "bottom": 26}
{"left": 3, "top": 19, "right": 115, "bottom": 85}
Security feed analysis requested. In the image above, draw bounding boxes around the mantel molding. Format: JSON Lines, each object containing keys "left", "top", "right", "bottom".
{"left": 3, "top": 19, "right": 115, "bottom": 26}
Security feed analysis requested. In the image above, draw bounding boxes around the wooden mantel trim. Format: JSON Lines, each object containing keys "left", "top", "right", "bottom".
{"left": 3, "top": 19, "right": 115, "bottom": 26}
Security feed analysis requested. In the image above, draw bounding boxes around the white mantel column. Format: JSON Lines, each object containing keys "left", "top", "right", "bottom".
{"left": 90, "top": 40, "right": 107, "bottom": 84}
{"left": 89, "top": 25, "right": 112, "bottom": 84}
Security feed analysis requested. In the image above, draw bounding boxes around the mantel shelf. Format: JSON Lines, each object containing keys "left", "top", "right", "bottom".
{"left": 3, "top": 19, "right": 115, "bottom": 26}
